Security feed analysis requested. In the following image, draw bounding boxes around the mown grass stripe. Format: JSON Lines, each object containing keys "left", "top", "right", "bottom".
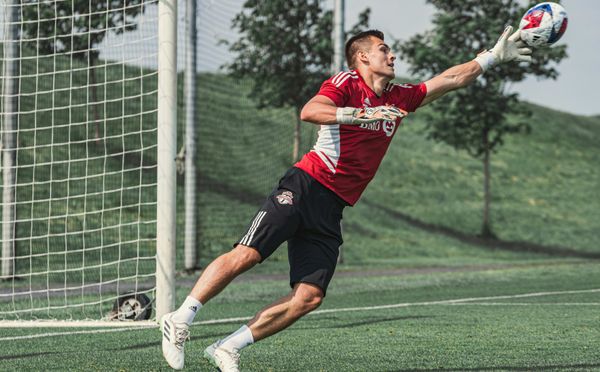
{"left": 2, "top": 287, "right": 597, "bottom": 341}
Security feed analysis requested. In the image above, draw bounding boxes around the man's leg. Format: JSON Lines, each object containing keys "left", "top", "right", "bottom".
{"left": 163, "top": 167, "right": 304, "bottom": 370}
{"left": 204, "top": 171, "right": 344, "bottom": 371}
{"left": 204, "top": 282, "right": 324, "bottom": 371}
{"left": 248, "top": 282, "right": 323, "bottom": 341}
{"left": 161, "top": 245, "right": 261, "bottom": 370}
{"left": 189, "top": 244, "right": 262, "bottom": 304}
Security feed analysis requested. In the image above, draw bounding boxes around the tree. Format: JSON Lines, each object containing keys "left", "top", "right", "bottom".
{"left": 21, "top": 0, "right": 147, "bottom": 144}
{"left": 224, "top": 0, "right": 370, "bottom": 162}
{"left": 397, "top": 0, "right": 567, "bottom": 238}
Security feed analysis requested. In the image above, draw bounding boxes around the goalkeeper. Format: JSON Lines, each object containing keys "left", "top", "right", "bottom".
{"left": 161, "top": 26, "right": 531, "bottom": 371}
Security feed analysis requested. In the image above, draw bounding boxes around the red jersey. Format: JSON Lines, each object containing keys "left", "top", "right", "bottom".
{"left": 295, "top": 70, "right": 427, "bottom": 206}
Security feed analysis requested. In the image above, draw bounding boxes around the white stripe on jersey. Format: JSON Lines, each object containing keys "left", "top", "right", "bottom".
{"left": 314, "top": 150, "right": 336, "bottom": 174}
{"left": 335, "top": 74, "right": 352, "bottom": 87}
{"left": 331, "top": 71, "right": 357, "bottom": 86}
{"left": 332, "top": 71, "right": 349, "bottom": 85}
{"left": 312, "top": 124, "right": 341, "bottom": 173}
{"left": 240, "top": 211, "right": 266, "bottom": 246}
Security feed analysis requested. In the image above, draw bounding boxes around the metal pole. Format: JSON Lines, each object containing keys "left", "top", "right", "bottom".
{"left": 156, "top": 0, "right": 178, "bottom": 319}
{"left": 2, "top": 0, "right": 20, "bottom": 279}
{"left": 332, "top": 0, "right": 345, "bottom": 264}
{"left": 332, "top": 0, "right": 345, "bottom": 74}
{"left": 184, "top": 0, "right": 198, "bottom": 272}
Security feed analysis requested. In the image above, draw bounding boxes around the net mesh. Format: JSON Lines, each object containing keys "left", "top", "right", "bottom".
{"left": 0, "top": 0, "right": 320, "bottom": 321}
{"left": 188, "top": 0, "right": 318, "bottom": 263}
{"left": 0, "top": 0, "right": 158, "bottom": 320}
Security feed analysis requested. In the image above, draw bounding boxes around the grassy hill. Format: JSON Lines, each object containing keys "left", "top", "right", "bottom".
{"left": 347, "top": 101, "right": 600, "bottom": 267}
{"left": 192, "top": 74, "right": 600, "bottom": 271}
{"left": 2, "top": 61, "right": 598, "bottom": 284}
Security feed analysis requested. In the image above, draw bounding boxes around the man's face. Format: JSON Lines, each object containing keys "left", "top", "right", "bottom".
{"left": 365, "top": 37, "right": 396, "bottom": 79}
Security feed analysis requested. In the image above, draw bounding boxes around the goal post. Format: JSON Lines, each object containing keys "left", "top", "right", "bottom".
{"left": 155, "top": 0, "right": 177, "bottom": 320}
{"left": 0, "top": 0, "right": 176, "bottom": 323}
{"left": 1, "top": 0, "right": 19, "bottom": 280}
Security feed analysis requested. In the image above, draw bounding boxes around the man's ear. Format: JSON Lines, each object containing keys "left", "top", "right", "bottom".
{"left": 357, "top": 50, "right": 369, "bottom": 65}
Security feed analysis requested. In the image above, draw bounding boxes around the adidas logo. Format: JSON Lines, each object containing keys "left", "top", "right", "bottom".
{"left": 364, "top": 97, "right": 371, "bottom": 107}
{"left": 189, "top": 305, "right": 198, "bottom": 313}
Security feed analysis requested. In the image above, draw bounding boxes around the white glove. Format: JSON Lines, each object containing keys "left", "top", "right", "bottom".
{"left": 336, "top": 105, "right": 407, "bottom": 125}
{"left": 475, "top": 26, "right": 533, "bottom": 72}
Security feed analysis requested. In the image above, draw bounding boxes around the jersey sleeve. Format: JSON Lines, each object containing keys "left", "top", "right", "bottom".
{"left": 391, "top": 83, "right": 428, "bottom": 112}
{"left": 316, "top": 71, "right": 354, "bottom": 107}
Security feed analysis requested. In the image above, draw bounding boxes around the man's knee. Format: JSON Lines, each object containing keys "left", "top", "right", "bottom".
{"left": 291, "top": 283, "right": 324, "bottom": 315}
{"left": 229, "top": 244, "right": 262, "bottom": 269}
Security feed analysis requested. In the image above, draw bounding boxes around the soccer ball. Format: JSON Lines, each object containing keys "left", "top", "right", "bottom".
{"left": 519, "top": 2, "right": 568, "bottom": 47}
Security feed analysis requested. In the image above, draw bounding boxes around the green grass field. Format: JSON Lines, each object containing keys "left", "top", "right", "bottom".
{"left": 1, "top": 261, "right": 598, "bottom": 371}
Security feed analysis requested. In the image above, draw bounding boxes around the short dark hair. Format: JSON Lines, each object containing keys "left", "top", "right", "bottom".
{"left": 344, "top": 30, "right": 385, "bottom": 69}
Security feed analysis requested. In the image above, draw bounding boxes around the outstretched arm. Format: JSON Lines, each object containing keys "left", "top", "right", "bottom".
{"left": 420, "top": 61, "right": 482, "bottom": 107}
{"left": 420, "top": 26, "right": 532, "bottom": 107}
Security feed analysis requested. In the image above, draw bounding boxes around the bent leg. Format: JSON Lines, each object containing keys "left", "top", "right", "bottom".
{"left": 189, "top": 244, "right": 261, "bottom": 304}
{"left": 192, "top": 169, "right": 304, "bottom": 304}
{"left": 247, "top": 282, "right": 324, "bottom": 342}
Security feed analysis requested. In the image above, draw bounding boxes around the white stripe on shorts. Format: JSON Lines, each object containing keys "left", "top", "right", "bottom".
{"left": 239, "top": 211, "right": 267, "bottom": 246}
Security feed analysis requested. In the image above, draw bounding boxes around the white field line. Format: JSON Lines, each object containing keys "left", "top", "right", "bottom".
{"left": 0, "top": 288, "right": 598, "bottom": 341}
{"left": 0, "top": 324, "right": 156, "bottom": 341}
{"left": 448, "top": 302, "right": 600, "bottom": 306}
{"left": 0, "top": 320, "right": 157, "bottom": 329}
{"left": 310, "top": 288, "right": 600, "bottom": 315}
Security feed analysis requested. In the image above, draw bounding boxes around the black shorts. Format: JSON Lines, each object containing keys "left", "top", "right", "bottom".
{"left": 234, "top": 167, "right": 346, "bottom": 295}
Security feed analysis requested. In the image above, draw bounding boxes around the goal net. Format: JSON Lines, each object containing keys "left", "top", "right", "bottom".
{"left": 0, "top": 0, "right": 322, "bottom": 323}
{"left": 0, "top": 0, "right": 160, "bottom": 322}
{"left": 189, "top": 0, "right": 318, "bottom": 261}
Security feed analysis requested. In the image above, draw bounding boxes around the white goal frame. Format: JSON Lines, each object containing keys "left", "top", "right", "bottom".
{"left": 155, "top": 0, "right": 177, "bottom": 321}
{"left": 0, "top": 0, "right": 177, "bottom": 326}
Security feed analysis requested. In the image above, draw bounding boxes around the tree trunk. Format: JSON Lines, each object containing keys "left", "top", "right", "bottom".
{"left": 481, "top": 129, "right": 495, "bottom": 239}
{"left": 89, "top": 57, "right": 101, "bottom": 145}
{"left": 292, "top": 108, "right": 301, "bottom": 163}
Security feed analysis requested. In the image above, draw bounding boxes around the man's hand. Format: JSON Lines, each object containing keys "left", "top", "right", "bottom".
{"left": 490, "top": 26, "right": 533, "bottom": 63}
{"left": 336, "top": 105, "right": 407, "bottom": 125}
{"left": 475, "top": 26, "right": 532, "bottom": 72}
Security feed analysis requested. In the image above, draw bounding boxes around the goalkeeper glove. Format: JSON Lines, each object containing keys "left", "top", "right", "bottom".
{"left": 336, "top": 106, "right": 407, "bottom": 125}
{"left": 475, "top": 26, "right": 533, "bottom": 72}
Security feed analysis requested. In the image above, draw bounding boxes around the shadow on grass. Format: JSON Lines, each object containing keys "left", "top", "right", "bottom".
{"left": 394, "top": 363, "right": 600, "bottom": 371}
{"left": 110, "top": 332, "right": 228, "bottom": 352}
{"left": 321, "top": 315, "right": 432, "bottom": 329}
{"left": 362, "top": 199, "right": 600, "bottom": 260}
{"left": 0, "top": 351, "right": 59, "bottom": 360}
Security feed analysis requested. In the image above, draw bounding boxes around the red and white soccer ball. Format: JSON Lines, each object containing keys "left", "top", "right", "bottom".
{"left": 519, "top": 2, "right": 568, "bottom": 47}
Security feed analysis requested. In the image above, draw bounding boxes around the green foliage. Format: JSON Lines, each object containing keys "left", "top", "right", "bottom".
{"left": 224, "top": 0, "right": 370, "bottom": 110}
{"left": 397, "top": 1, "right": 568, "bottom": 236}
{"left": 20, "top": 0, "right": 146, "bottom": 61}
{"left": 398, "top": 0, "right": 567, "bottom": 157}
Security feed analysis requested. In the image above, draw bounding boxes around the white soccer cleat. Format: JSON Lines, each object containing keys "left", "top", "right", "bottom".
{"left": 204, "top": 343, "right": 241, "bottom": 372}
{"left": 161, "top": 312, "right": 190, "bottom": 370}
{"left": 203, "top": 341, "right": 219, "bottom": 367}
